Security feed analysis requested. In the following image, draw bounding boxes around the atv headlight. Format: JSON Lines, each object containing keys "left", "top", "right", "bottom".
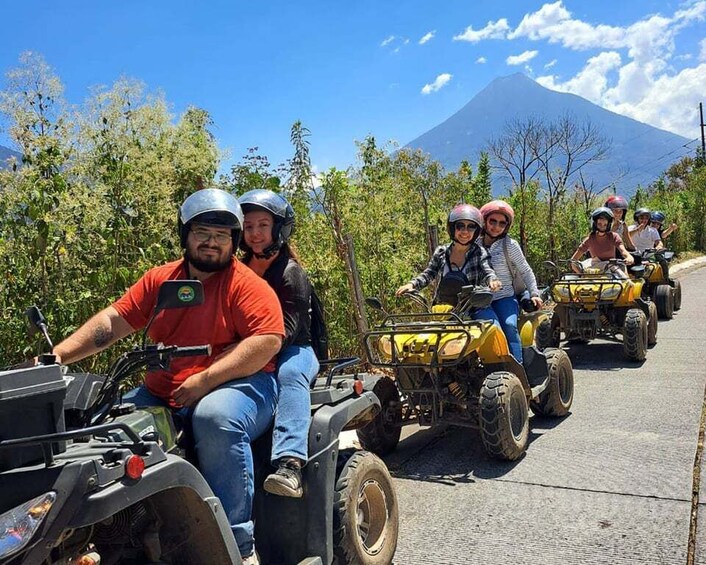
{"left": 552, "top": 286, "right": 570, "bottom": 302}
{"left": 0, "top": 492, "right": 56, "bottom": 560}
{"left": 438, "top": 336, "right": 467, "bottom": 357}
{"left": 377, "top": 336, "right": 392, "bottom": 358}
{"left": 600, "top": 286, "right": 622, "bottom": 300}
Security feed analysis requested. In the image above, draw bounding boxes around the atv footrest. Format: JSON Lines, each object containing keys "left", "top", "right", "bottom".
{"left": 522, "top": 347, "right": 549, "bottom": 388}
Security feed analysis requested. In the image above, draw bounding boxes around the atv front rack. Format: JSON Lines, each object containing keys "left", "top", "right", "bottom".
{"left": 550, "top": 274, "right": 626, "bottom": 305}
{"left": 364, "top": 315, "right": 489, "bottom": 369}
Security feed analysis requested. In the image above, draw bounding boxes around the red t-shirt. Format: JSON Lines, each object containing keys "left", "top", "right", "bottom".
{"left": 113, "top": 258, "right": 284, "bottom": 406}
{"left": 577, "top": 232, "right": 623, "bottom": 261}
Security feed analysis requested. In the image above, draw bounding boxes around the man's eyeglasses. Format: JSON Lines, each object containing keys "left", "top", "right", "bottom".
{"left": 454, "top": 222, "right": 477, "bottom": 232}
{"left": 191, "top": 228, "right": 232, "bottom": 245}
{"left": 487, "top": 218, "right": 508, "bottom": 227}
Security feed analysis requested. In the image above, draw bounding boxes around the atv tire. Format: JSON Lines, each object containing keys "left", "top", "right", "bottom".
{"left": 623, "top": 308, "right": 648, "bottom": 361}
{"left": 356, "top": 377, "right": 402, "bottom": 456}
{"left": 479, "top": 371, "right": 529, "bottom": 461}
{"left": 333, "top": 450, "right": 399, "bottom": 565}
{"left": 673, "top": 279, "right": 682, "bottom": 311}
{"left": 654, "top": 284, "right": 674, "bottom": 319}
{"left": 647, "top": 301, "right": 658, "bottom": 347}
{"left": 530, "top": 348, "right": 574, "bottom": 417}
{"left": 535, "top": 313, "right": 560, "bottom": 350}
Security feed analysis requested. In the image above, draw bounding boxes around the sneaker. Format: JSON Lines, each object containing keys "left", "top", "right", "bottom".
{"left": 241, "top": 550, "right": 260, "bottom": 565}
{"left": 263, "top": 458, "right": 303, "bottom": 498}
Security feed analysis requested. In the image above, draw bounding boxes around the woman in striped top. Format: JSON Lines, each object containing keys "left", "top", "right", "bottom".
{"left": 479, "top": 200, "right": 542, "bottom": 363}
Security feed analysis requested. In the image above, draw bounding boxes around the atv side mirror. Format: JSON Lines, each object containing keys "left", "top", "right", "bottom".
{"left": 25, "top": 305, "right": 54, "bottom": 351}
{"left": 365, "top": 297, "right": 385, "bottom": 311}
{"left": 143, "top": 280, "right": 205, "bottom": 347}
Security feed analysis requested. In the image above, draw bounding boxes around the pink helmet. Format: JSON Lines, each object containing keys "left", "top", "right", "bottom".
{"left": 447, "top": 204, "right": 482, "bottom": 242}
{"left": 480, "top": 200, "right": 515, "bottom": 233}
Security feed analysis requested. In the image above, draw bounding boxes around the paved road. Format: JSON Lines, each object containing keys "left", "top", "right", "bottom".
{"left": 382, "top": 264, "right": 706, "bottom": 565}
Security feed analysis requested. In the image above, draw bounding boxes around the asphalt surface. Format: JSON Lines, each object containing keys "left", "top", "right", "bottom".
{"left": 375, "top": 260, "right": 706, "bottom": 565}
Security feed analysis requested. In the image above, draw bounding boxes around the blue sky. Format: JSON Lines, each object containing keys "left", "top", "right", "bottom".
{"left": 1, "top": 1, "right": 704, "bottom": 176}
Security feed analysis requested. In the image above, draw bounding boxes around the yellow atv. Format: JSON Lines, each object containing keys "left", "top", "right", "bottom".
{"left": 357, "top": 285, "right": 574, "bottom": 461}
{"left": 637, "top": 248, "right": 681, "bottom": 319}
{"left": 536, "top": 260, "right": 657, "bottom": 361}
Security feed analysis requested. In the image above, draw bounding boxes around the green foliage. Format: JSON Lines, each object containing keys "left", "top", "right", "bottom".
{"left": 1, "top": 52, "right": 705, "bottom": 366}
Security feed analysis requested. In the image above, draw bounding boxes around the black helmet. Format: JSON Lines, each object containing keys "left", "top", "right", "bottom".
{"left": 604, "top": 195, "right": 629, "bottom": 211}
{"left": 447, "top": 204, "right": 482, "bottom": 243}
{"left": 238, "top": 189, "right": 295, "bottom": 258}
{"left": 633, "top": 207, "right": 651, "bottom": 222}
{"left": 178, "top": 188, "right": 243, "bottom": 248}
{"left": 591, "top": 207, "right": 614, "bottom": 232}
{"left": 650, "top": 210, "right": 666, "bottom": 225}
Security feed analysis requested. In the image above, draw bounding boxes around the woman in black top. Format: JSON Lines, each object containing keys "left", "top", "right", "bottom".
{"left": 239, "top": 189, "right": 319, "bottom": 498}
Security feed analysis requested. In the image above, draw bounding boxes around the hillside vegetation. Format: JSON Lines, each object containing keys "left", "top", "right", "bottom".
{"left": 1, "top": 54, "right": 704, "bottom": 365}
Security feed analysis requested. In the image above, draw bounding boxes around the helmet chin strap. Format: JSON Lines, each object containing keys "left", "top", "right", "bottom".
{"left": 253, "top": 241, "right": 281, "bottom": 259}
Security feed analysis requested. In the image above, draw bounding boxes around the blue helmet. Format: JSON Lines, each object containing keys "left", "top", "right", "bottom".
{"left": 238, "top": 189, "right": 295, "bottom": 258}
{"left": 650, "top": 210, "right": 666, "bottom": 225}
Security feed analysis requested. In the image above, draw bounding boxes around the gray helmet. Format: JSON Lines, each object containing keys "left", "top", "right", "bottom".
{"left": 633, "top": 207, "right": 651, "bottom": 222}
{"left": 178, "top": 188, "right": 244, "bottom": 248}
{"left": 447, "top": 204, "right": 482, "bottom": 243}
{"left": 591, "top": 207, "right": 614, "bottom": 232}
{"left": 238, "top": 189, "right": 295, "bottom": 258}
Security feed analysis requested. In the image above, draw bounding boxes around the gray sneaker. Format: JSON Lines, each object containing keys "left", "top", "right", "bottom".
{"left": 242, "top": 550, "right": 260, "bottom": 565}
{"left": 263, "top": 458, "right": 303, "bottom": 498}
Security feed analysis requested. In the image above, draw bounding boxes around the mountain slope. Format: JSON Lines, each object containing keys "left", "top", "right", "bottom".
{"left": 405, "top": 73, "right": 691, "bottom": 194}
{"left": 0, "top": 144, "right": 21, "bottom": 170}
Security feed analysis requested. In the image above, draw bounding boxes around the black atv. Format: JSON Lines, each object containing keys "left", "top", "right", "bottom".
{"left": 0, "top": 280, "right": 398, "bottom": 565}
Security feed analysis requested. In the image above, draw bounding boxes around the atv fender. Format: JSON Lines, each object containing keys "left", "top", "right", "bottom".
{"left": 19, "top": 453, "right": 240, "bottom": 565}
{"left": 634, "top": 297, "right": 651, "bottom": 318}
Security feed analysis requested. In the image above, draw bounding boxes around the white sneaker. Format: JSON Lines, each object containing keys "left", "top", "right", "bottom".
{"left": 242, "top": 550, "right": 260, "bottom": 565}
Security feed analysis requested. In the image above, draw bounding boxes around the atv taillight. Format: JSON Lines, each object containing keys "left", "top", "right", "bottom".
{"left": 125, "top": 455, "right": 146, "bottom": 479}
{"left": 353, "top": 380, "right": 364, "bottom": 395}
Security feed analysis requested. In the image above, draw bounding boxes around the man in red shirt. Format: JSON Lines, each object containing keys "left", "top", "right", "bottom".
{"left": 52, "top": 188, "right": 284, "bottom": 565}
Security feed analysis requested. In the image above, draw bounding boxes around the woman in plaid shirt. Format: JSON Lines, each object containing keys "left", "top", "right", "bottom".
{"left": 396, "top": 204, "right": 501, "bottom": 318}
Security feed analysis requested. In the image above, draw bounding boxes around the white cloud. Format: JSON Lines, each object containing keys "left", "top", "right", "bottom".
{"left": 506, "top": 50, "right": 538, "bottom": 65}
{"left": 538, "top": 51, "right": 622, "bottom": 103}
{"left": 544, "top": 59, "right": 557, "bottom": 69}
{"left": 476, "top": 56, "right": 487, "bottom": 64}
{"left": 511, "top": 1, "right": 706, "bottom": 138}
{"left": 380, "top": 35, "right": 395, "bottom": 47}
{"left": 453, "top": 19, "right": 509, "bottom": 42}
{"left": 419, "top": 31, "right": 435, "bottom": 45}
{"left": 421, "top": 73, "right": 453, "bottom": 95}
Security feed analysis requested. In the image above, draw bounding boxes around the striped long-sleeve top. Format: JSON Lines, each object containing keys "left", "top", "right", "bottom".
{"left": 484, "top": 236, "right": 540, "bottom": 300}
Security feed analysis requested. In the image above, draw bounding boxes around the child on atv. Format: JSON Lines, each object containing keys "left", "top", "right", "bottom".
{"left": 396, "top": 204, "right": 501, "bottom": 321}
{"left": 570, "top": 207, "right": 634, "bottom": 278}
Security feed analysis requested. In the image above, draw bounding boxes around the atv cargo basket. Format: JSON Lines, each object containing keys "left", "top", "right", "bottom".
{"left": 0, "top": 364, "right": 67, "bottom": 472}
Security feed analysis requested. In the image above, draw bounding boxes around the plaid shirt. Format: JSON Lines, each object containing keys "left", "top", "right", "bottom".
{"left": 410, "top": 243, "right": 497, "bottom": 295}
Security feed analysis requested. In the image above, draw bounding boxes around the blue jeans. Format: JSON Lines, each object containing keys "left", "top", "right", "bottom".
{"left": 491, "top": 296, "right": 523, "bottom": 362}
{"left": 122, "top": 371, "right": 277, "bottom": 557}
{"left": 272, "top": 345, "right": 320, "bottom": 464}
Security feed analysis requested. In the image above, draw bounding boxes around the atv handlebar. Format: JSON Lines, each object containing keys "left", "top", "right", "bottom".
{"left": 171, "top": 345, "right": 211, "bottom": 358}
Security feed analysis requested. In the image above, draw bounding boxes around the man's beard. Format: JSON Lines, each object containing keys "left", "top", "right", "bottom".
{"left": 185, "top": 246, "right": 231, "bottom": 273}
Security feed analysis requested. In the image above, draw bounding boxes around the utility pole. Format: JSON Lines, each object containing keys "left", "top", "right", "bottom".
{"left": 699, "top": 102, "right": 706, "bottom": 159}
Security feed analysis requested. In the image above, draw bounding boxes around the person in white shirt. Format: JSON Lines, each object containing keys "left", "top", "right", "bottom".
{"left": 628, "top": 208, "right": 663, "bottom": 253}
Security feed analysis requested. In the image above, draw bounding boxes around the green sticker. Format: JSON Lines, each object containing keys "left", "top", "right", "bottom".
{"left": 178, "top": 285, "right": 195, "bottom": 303}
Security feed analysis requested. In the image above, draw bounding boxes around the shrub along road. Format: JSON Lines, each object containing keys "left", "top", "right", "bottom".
{"left": 382, "top": 261, "right": 706, "bottom": 564}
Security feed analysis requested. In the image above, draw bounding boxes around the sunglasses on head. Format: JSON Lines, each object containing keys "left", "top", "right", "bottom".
{"left": 454, "top": 222, "right": 477, "bottom": 232}
{"left": 487, "top": 218, "right": 508, "bottom": 227}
